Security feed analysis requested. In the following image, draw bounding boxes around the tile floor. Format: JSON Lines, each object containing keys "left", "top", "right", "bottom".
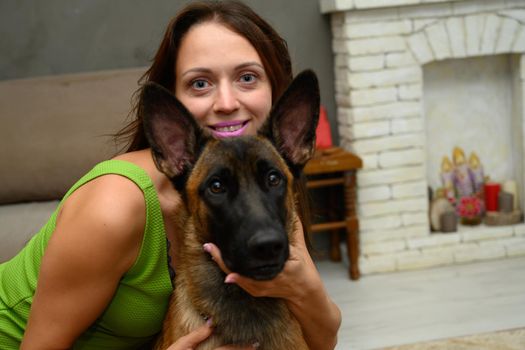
{"left": 316, "top": 257, "right": 525, "bottom": 350}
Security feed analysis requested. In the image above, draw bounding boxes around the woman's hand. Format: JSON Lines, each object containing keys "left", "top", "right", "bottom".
{"left": 203, "top": 215, "right": 341, "bottom": 350}
{"left": 166, "top": 321, "right": 258, "bottom": 350}
{"left": 203, "top": 216, "right": 320, "bottom": 302}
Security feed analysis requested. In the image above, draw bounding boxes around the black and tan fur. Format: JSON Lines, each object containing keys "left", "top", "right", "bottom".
{"left": 141, "top": 70, "right": 320, "bottom": 350}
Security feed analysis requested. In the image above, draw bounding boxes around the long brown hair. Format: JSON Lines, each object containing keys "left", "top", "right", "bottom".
{"left": 115, "top": 0, "right": 292, "bottom": 152}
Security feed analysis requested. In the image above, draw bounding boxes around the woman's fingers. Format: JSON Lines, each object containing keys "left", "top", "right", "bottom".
{"left": 203, "top": 243, "right": 244, "bottom": 287}
{"left": 165, "top": 321, "right": 213, "bottom": 350}
{"left": 165, "top": 320, "right": 259, "bottom": 350}
{"left": 216, "top": 344, "right": 259, "bottom": 350}
{"left": 203, "top": 243, "right": 232, "bottom": 275}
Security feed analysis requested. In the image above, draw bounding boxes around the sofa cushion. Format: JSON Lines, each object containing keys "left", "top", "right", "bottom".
{"left": 0, "top": 68, "right": 144, "bottom": 204}
{"left": 0, "top": 200, "right": 59, "bottom": 263}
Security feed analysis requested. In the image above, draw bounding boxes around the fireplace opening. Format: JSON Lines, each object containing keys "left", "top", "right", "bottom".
{"left": 423, "top": 54, "right": 524, "bottom": 231}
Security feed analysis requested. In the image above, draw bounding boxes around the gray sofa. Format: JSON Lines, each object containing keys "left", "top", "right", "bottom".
{"left": 0, "top": 67, "right": 145, "bottom": 262}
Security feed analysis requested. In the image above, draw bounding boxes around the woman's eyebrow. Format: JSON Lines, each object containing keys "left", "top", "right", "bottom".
{"left": 180, "top": 67, "right": 213, "bottom": 78}
{"left": 180, "top": 62, "right": 265, "bottom": 78}
{"left": 236, "top": 62, "right": 265, "bottom": 70}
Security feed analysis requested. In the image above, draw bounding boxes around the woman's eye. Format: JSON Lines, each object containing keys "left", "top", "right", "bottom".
{"left": 239, "top": 73, "right": 256, "bottom": 84}
{"left": 267, "top": 171, "right": 282, "bottom": 187}
{"left": 191, "top": 79, "right": 209, "bottom": 90}
{"left": 209, "top": 179, "right": 225, "bottom": 194}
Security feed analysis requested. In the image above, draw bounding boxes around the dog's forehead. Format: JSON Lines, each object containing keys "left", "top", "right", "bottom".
{"left": 196, "top": 136, "right": 287, "bottom": 176}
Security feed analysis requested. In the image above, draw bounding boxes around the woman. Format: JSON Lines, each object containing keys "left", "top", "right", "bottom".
{"left": 0, "top": 1, "right": 341, "bottom": 349}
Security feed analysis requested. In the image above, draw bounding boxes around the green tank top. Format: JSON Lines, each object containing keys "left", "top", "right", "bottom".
{"left": 0, "top": 160, "right": 174, "bottom": 349}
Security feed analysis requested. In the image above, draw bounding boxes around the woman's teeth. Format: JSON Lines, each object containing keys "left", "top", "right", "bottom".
{"left": 215, "top": 124, "right": 243, "bottom": 132}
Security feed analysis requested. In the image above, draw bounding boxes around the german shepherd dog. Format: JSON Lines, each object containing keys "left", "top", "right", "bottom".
{"left": 141, "top": 70, "right": 319, "bottom": 350}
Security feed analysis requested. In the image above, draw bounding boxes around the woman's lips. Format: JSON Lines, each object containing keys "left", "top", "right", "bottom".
{"left": 209, "top": 120, "right": 249, "bottom": 138}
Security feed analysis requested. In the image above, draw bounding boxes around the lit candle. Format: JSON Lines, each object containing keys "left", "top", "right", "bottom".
{"left": 484, "top": 182, "right": 501, "bottom": 212}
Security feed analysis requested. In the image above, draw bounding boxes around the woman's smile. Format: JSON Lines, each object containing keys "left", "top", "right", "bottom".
{"left": 209, "top": 120, "right": 250, "bottom": 138}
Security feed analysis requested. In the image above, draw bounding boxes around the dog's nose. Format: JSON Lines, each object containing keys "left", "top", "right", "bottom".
{"left": 247, "top": 231, "right": 286, "bottom": 260}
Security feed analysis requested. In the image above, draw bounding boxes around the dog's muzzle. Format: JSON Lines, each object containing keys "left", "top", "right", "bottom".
{"left": 241, "top": 229, "right": 289, "bottom": 280}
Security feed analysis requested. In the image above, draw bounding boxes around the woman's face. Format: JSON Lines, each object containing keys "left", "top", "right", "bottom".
{"left": 174, "top": 21, "right": 272, "bottom": 138}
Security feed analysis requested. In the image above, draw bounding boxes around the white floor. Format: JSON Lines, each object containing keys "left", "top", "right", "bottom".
{"left": 316, "top": 257, "right": 525, "bottom": 350}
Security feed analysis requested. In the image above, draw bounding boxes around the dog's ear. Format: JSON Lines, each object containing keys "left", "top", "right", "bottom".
{"left": 260, "top": 70, "right": 320, "bottom": 175}
{"left": 141, "top": 82, "right": 207, "bottom": 188}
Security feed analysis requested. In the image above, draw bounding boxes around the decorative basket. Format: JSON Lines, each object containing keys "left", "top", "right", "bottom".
{"left": 484, "top": 210, "right": 523, "bottom": 226}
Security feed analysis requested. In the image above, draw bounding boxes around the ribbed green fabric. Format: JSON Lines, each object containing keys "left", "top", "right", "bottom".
{"left": 0, "top": 160, "right": 174, "bottom": 349}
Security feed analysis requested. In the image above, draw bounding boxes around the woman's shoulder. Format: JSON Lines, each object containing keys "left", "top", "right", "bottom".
{"left": 113, "top": 149, "right": 181, "bottom": 209}
{"left": 50, "top": 162, "right": 148, "bottom": 274}
{"left": 56, "top": 152, "right": 159, "bottom": 243}
{"left": 60, "top": 169, "right": 147, "bottom": 234}
{"left": 112, "top": 148, "right": 160, "bottom": 181}
{"left": 72, "top": 149, "right": 163, "bottom": 212}
{"left": 60, "top": 149, "right": 170, "bottom": 229}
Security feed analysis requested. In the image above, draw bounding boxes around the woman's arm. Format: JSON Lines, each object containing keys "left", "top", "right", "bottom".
{"left": 21, "top": 175, "right": 146, "bottom": 349}
{"left": 204, "top": 217, "right": 341, "bottom": 350}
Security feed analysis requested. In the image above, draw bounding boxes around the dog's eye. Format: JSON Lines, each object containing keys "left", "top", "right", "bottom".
{"left": 267, "top": 171, "right": 282, "bottom": 187}
{"left": 209, "top": 179, "right": 226, "bottom": 194}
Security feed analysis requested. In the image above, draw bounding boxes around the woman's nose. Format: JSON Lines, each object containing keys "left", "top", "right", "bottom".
{"left": 213, "top": 82, "right": 240, "bottom": 114}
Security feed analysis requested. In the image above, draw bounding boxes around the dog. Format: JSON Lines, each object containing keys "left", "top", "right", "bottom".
{"left": 141, "top": 70, "right": 319, "bottom": 350}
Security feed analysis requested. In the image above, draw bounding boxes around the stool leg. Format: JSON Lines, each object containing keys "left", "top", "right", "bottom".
{"left": 344, "top": 171, "right": 360, "bottom": 280}
{"left": 328, "top": 186, "right": 342, "bottom": 262}
{"left": 346, "top": 217, "right": 360, "bottom": 280}
{"left": 330, "top": 230, "right": 342, "bottom": 262}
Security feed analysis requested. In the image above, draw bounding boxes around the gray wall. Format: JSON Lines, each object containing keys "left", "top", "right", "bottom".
{"left": 0, "top": 0, "right": 338, "bottom": 143}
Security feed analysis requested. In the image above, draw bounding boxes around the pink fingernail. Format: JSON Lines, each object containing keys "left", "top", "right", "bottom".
{"left": 203, "top": 243, "right": 212, "bottom": 253}
{"left": 224, "top": 275, "right": 235, "bottom": 284}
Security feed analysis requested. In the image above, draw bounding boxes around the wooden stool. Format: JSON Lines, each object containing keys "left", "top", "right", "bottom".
{"left": 304, "top": 147, "right": 362, "bottom": 280}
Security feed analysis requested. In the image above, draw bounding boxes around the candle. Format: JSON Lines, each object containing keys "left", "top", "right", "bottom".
{"left": 468, "top": 152, "right": 484, "bottom": 194}
{"left": 440, "top": 211, "right": 457, "bottom": 233}
{"left": 498, "top": 191, "right": 514, "bottom": 213}
{"left": 440, "top": 156, "right": 455, "bottom": 203}
{"left": 502, "top": 180, "right": 519, "bottom": 210}
{"left": 484, "top": 182, "right": 501, "bottom": 212}
{"left": 453, "top": 147, "right": 474, "bottom": 198}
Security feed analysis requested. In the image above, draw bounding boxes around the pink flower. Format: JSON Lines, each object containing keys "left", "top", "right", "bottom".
{"left": 456, "top": 196, "right": 483, "bottom": 217}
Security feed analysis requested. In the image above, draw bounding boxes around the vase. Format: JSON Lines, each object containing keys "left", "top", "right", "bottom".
{"left": 461, "top": 216, "right": 482, "bottom": 226}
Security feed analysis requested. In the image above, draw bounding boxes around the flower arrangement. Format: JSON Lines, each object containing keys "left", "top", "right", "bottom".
{"left": 456, "top": 196, "right": 483, "bottom": 225}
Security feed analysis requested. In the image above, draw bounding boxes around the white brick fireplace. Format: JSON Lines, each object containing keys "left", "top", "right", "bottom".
{"left": 320, "top": 0, "right": 525, "bottom": 274}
